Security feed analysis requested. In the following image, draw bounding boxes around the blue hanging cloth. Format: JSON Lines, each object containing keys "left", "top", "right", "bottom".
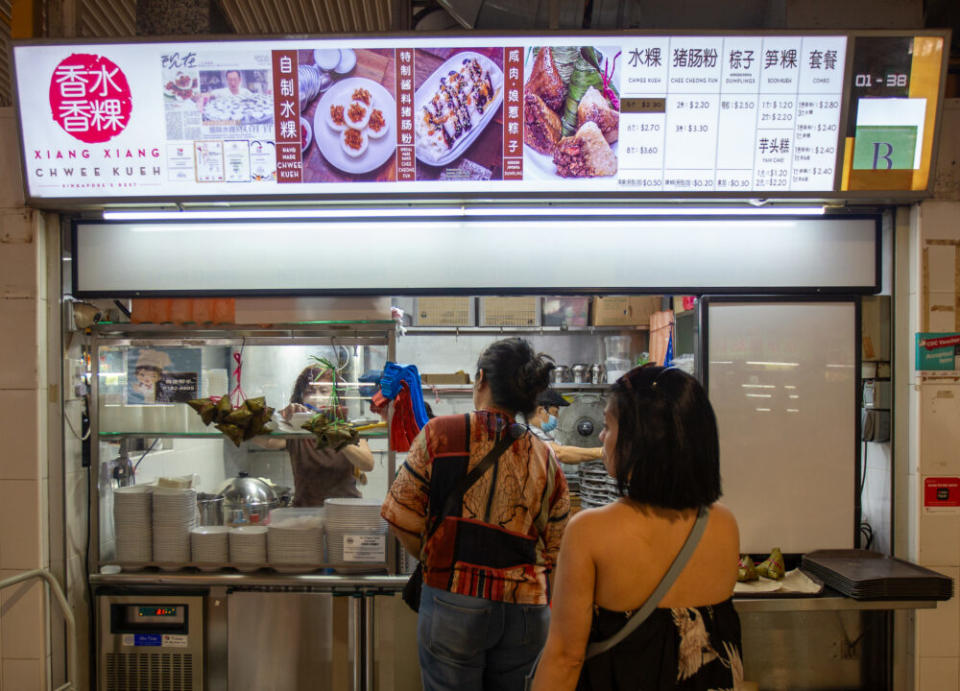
{"left": 379, "top": 362, "right": 430, "bottom": 429}
{"left": 664, "top": 330, "right": 674, "bottom": 367}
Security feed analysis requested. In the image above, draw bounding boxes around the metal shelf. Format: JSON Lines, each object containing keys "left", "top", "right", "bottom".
{"left": 98, "top": 430, "right": 388, "bottom": 440}
{"left": 420, "top": 383, "right": 609, "bottom": 393}
{"left": 87, "top": 573, "right": 940, "bottom": 614}
{"left": 91, "top": 320, "right": 396, "bottom": 347}
{"left": 403, "top": 325, "right": 648, "bottom": 335}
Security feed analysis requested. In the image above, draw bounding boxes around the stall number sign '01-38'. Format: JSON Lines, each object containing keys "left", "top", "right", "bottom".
{"left": 49, "top": 53, "right": 132, "bottom": 144}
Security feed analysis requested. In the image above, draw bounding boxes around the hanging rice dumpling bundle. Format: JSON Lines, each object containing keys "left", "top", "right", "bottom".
{"left": 186, "top": 394, "right": 275, "bottom": 445}
{"left": 302, "top": 414, "right": 360, "bottom": 451}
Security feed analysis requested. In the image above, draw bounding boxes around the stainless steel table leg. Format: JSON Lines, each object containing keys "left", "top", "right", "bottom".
{"left": 352, "top": 594, "right": 364, "bottom": 691}
{"left": 206, "top": 586, "right": 229, "bottom": 691}
{"left": 364, "top": 593, "right": 376, "bottom": 691}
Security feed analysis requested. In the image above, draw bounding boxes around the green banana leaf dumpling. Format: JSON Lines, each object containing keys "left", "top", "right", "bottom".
{"left": 551, "top": 46, "right": 579, "bottom": 86}
{"left": 737, "top": 555, "right": 759, "bottom": 582}
{"left": 224, "top": 406, "right": 253, "bottom": 426}
{"left": 560, "top": 53, "right": 604, "bottom": 137}
{"left": 187, "top": 398, "right": 217, "bottom": 426}
{"left": 244, "top": 396, "right": 267, "bottom": 414}
{"left": 756, "top": 547, "right": 786, "bottom": 580}
{"left": 214, "top": 395, "right": 233, "bottom": 422}
{"left": 215, "top": 423, "right": 245, "bottom": 447}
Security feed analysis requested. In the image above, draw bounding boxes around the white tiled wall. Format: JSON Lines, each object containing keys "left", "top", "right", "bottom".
{"left": 912, "top": 200, "right": 960, "bottom": 689}
{"left": 0, "top": 107, "right": 52, "bottom": 689}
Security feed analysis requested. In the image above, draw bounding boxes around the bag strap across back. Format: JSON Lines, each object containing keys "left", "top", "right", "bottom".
{"left": 585, "top": 505, "right": 711, "bottom": 658}
{"left": 425, "top": 417, "right": 525, "bottom": 539}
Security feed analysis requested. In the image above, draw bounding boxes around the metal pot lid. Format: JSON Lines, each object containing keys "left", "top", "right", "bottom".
{"left": 555, "top": 393, "right": 606, "bottom": 448}
{"left": 216, "top": 472, "right": 278, "bottom": 505}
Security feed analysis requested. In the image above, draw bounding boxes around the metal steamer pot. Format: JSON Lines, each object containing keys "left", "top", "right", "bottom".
{"left": 216, "top": 472, "right": 281, "bottom": 527}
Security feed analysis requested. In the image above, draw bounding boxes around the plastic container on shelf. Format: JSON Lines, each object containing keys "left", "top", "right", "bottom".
{"left": 603, "top": 335, "right": 632, "bottom": 360}
{"left": 604, "top": 357, "right": 631, "bottom": 383}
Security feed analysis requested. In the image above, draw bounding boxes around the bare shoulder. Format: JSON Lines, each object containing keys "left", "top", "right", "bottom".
{"left": 708, "top": 502, "right": 739, "bottom": 530}
{"left": 707, "top": 502, "right": 740, "bottom": 549}
{"left": 562, "top": 504, "right": 618, "bottom": 544}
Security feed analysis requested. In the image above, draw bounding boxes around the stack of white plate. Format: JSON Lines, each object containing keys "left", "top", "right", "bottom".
{"left": 229, "top": 526, "right": 267, "bottom": 571}
{"left": 325, "top": 498, "right": 388, "bottom": 572}
{"left": 114, "top": 486, "right": 153, "bottom": 566}
{"left": 152, "top": 487, "right": 197, "bottom": 567}
{"left": 578, "top": 460, "right": 619, "bottom": 509}
{"left": 190, "top": 526, "right": 230, "bottom": 570}
{"left": 268, "top": 513, "right": 324, "bottom": 572}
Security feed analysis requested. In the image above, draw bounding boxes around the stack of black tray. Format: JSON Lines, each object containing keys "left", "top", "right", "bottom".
{"left": 801, "top": 549, "right": 953, "bottom": 601}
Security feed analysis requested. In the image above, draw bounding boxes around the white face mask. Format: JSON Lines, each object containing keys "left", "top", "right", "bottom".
{"left": 541, "top": 414, "right": 558, "bottom": 433}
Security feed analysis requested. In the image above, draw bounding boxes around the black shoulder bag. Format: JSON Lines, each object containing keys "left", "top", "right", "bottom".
{"left": 401, "top": 421, "right": 525, "bottom": 613}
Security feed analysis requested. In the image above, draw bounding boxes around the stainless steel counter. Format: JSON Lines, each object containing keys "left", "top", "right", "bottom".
{"left": 89, "top": 571, "right": 939, "bottom": 612}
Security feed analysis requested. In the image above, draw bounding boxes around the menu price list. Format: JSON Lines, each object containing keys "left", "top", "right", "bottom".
{"left": 616, "top": 36, "right": 846, "bottom": 192}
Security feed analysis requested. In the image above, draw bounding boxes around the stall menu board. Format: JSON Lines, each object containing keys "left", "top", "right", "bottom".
{"left": 12, "top": 32, "right": 946, "bottom": 202}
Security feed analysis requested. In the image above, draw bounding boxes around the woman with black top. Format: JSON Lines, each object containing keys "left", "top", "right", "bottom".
{"left": 532, "top": 365, "right": 743, "bottom": 691}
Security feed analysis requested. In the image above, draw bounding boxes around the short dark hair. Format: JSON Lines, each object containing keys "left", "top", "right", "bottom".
{"left": 225, "top": 69, "right": 242, "bottom": 79}
{"left": 476, "top": 338, "right": 555, "bottom": 417}
{"left": 609, "top": 365, "right": 721, "bottom": 510}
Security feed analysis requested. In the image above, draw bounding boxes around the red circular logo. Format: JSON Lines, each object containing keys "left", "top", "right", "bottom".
{"left": 48, "top": 53, "right": 133, "bottom": 144}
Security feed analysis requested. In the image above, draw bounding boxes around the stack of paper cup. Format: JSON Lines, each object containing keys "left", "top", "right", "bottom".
{"left": 114, "top": 486, "right": 152, "bottom": 567}
{"left": 229, "top": 526, "right": 267, "bottom": 571}
{"left": 190, "top": 526, "right": 230, "bottom": 571}
{"left": 325, "top": 498, "right": 388, "bottom": 573}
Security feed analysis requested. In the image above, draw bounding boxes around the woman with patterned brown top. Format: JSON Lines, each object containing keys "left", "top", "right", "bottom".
{"left": 382, "top": 337, "right": 571, "bottom": 691}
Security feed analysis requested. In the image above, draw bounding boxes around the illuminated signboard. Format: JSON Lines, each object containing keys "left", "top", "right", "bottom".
{"left": 12, "top": 32, "right": 947, "bottom": 202}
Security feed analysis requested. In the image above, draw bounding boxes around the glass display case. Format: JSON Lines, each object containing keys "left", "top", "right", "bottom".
{"left": 89, "top": 321, "right": 397, "bottom": 572}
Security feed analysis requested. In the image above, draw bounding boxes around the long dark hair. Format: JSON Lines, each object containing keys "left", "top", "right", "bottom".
{"left": 476, "top": 338, "right": 555, "bottom": 417}
{"left": 609, "top": 365, "right": 721, "bottom": 510}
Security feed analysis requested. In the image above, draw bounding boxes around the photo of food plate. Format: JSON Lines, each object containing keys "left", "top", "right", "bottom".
{"left": 300, "top": 116, "right": 312, "bottom": 153}
{"left": 522, "top": 46, "right": 620, "bottom": 179}
{"left": 298, "top": 48, "right": 397, "bottom": 183}
{"left": 414, "top": 48, "right": 505, "bottom": 181}
{"left": 163, "top": 68, "right": 199, "bottom": 108}
{"left": 313, "top": 77, "right": 396, "bottom": 175}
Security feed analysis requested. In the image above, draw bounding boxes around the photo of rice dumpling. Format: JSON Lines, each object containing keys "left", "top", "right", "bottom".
{"left": 523, "top": 45, "right": 620, "bottom": 179}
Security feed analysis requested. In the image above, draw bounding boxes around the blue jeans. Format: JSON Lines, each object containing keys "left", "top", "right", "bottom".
{"left": 418, "top": 584, "right": 550, "bottom": 691}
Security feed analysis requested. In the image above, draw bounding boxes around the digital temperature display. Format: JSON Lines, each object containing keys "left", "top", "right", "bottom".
{"left": 137, "top": 606, "right": 177, "bottom": 617}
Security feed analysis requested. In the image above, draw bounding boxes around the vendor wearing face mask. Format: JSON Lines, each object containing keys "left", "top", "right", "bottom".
{"left": 525, "top": 388, "right": 603, "bottom": 464}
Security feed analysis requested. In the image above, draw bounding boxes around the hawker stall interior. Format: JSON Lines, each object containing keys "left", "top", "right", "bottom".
{"left": 0, "top": 2, "right": 959, "bottom": 690}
